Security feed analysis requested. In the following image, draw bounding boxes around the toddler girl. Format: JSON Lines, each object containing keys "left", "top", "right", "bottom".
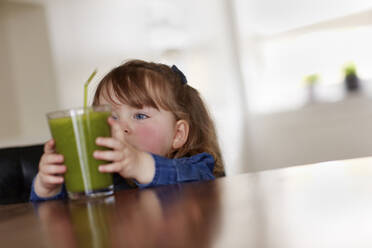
{"left": 31, "top": 59, "right": 224, "bottom": 201}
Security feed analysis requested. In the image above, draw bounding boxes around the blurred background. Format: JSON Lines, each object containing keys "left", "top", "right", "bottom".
{"left": 2, "top": 0, "right": 372, "bottom": 176}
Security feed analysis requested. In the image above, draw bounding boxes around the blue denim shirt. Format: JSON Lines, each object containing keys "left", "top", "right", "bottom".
{"left": 30, "top": 152, "right": 215, "bottom": 202}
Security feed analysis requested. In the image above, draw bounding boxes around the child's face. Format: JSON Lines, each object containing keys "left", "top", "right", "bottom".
{"left": 99, "top": 96, "right": 177, "bottom": 156}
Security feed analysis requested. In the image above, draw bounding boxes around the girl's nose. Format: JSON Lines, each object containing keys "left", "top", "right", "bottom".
{"left": 119, "top": 120, "right": 131, "bottom": 134}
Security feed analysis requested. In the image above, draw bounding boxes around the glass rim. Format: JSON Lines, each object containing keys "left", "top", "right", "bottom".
{"left": 46, "top": 105, "right": 111, "bottom": 119}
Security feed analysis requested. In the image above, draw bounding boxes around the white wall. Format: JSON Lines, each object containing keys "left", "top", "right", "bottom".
{"left": 3, "top": 0, "right": 372, "bottom": 175}
{"left": 247, "top": 95, "right": 372, "bottom": 172}
{"left": 232, "top": 1, "right": 372, "bottom": 172}
{"left": 0, "top": 0, "right": 247, "bottom": 175}
{"left": 234, "top": 0, "right": 372, "bottom": 35}
{"left": 0, "top": 1, "right": 58, "bottom": 147}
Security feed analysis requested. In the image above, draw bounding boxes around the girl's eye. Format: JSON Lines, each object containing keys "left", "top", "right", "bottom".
{"left": 112, "top": 114, "right": 119, "bottom": 120}
{"left": 134, "top": 113, "right": 149, "bottom": 120}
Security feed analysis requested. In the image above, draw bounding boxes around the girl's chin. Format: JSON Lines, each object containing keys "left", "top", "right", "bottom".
{"left": 142, "top": 148, "right": 167, "bottom": 157}
{"left": 133, "top": 142, "right": 170, "bottom": 157}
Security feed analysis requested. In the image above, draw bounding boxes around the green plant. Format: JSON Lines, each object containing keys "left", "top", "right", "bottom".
{"left": 303, "top": 74, "right": 319, "bottom": 86}
{"left": 343, "top": 62, "right": 357, "bottom": 77}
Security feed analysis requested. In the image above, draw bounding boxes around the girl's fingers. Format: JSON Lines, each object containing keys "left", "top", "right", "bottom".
{"left": 96, "top": 137, "right": 123, "bottom": 150}
{"left": 93, "top": 150, "right": 123, "bottom": 162}
{"left": 44, "top": 139, "right": 56, "bottom": 154}
{"left": 98, "top": 162, "right": 122, "bottom": 173}
{"left": 41, "top": 165, "right": 66, "bottom": 175}
{"left": 41, "top": 174, "right": 64, "bottom": 185}
{"left": 42, "top": 154, "right": 64, "bottom": 165}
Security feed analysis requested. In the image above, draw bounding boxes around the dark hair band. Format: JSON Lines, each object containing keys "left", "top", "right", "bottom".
{"left": 171, "top": 65, "right": 187, "bottom": 85}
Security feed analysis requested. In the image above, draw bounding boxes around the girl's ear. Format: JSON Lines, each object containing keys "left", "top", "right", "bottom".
{"left": 172, "top": 120, "right": 189, "bottom": 149}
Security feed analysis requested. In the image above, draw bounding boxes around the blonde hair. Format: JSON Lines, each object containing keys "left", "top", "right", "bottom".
{"left": 93, "top": 60, "right": 225, "bottom": 177}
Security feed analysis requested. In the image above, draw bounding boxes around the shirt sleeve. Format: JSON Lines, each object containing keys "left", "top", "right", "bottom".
{"left": 136, "top": 152, "right": 215, "bottom": 189}
{"left": 29, "top": 176, "right": 67, "bottom": 202}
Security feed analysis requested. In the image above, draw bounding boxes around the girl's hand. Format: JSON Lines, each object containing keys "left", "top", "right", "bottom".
{"left": 34, "top": 139, "right": 66, "bottom": 198}
{"left": 94, "top": 117, "right": 155, "bottom": 184}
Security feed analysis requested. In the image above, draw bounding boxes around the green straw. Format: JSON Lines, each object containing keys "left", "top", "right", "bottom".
{"left": 84, "top": 69, "right": 97, "bottom": 108}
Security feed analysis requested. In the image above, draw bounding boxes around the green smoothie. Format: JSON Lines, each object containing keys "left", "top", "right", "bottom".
{"left": 48, "top": 107, "right": 113, "bottom": 197}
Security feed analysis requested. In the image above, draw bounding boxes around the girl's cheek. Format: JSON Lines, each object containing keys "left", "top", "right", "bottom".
{"left": 134, "top": 125, "right": 171, "bottom": 155}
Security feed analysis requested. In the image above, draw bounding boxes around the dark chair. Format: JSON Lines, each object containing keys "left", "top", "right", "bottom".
{"left": 0, "top": 144, "right": 43, "bottom": 204}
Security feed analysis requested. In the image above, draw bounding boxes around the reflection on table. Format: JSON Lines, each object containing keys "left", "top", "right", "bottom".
{"left": 2, "top": 156, "right": 372, "bottom": 247}
{"left": 37, "top": 183, "right": 220, "bottom": 248}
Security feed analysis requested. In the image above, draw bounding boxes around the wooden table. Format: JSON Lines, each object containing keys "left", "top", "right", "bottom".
{"left": 2, "top": 157, "right": 372, "bottom": 247}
